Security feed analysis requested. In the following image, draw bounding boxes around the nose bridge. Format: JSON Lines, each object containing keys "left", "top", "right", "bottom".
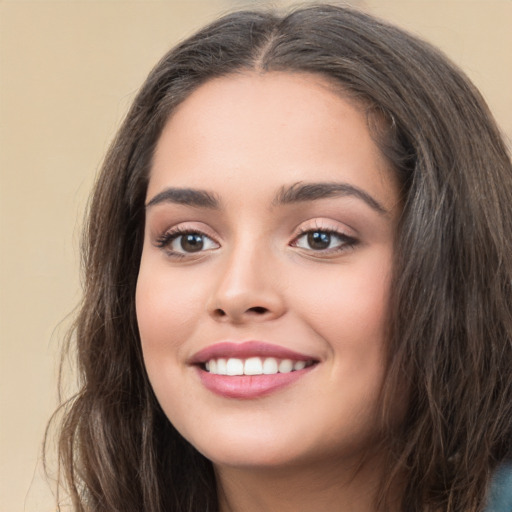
{"left": 208, "top": 230, "right": 284, "bottom": 322}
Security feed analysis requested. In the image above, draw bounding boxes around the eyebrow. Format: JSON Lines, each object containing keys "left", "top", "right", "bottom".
{"left": 145, "top": 181, "right": 388, "bottom": 214}
{"left": 145, "top": 188, "right": 220, "bottom": 209}
{"left": 273, "top": 181, "right": 388, "bottom": 214}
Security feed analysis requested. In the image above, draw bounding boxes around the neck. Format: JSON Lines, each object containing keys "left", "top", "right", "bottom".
{"left": 215, "top": 452, "right": 398, "bottom": 512}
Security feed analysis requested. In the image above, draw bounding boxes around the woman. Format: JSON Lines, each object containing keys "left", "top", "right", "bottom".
{"left": 48, "top": 4, "right": 512, "bottom": 511}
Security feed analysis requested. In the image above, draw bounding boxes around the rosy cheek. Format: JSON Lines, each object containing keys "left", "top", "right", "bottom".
{"left": 136, "top": 264, "right": 205, "bottom": 357}
{"left": 136, "top": 269, "right": 172, "bottom": 346}
{"left": 292, "top": 257, "right": 391, "bottom": 356}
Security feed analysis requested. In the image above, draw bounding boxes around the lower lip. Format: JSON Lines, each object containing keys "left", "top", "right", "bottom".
{"left": 196, "top": 365, "right": 316, "bottom": 399}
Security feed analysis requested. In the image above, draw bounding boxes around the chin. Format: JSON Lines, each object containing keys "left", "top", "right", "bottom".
{"left": 183, "top": 420, "right": 378, "bottom": 474}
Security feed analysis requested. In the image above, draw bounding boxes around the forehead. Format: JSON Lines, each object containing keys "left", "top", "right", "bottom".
{"left": 148, "top": 71, "right": 397, "bottom": 211}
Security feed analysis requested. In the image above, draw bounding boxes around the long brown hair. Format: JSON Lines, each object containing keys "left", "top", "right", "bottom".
{"left": 46, "top": 4, "right": 512, "bottom": 511}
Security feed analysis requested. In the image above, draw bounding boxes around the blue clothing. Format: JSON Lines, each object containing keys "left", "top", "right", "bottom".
{"left": 485, "top": 463, "right": 512, "bottom": 512}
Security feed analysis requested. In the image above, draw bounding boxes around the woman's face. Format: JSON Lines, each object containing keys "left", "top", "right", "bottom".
{"left": 136, "top": 72, "right": 401, "bottom": 471}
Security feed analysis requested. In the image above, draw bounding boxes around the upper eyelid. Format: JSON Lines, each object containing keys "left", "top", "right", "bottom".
{"left": 153, "top": 219, "right": 355, "bottom": 245}
{"left": 164, "top": 227, "right": 218, "bottom": 241}
{"left": 153, "top": 224, "right": 219, "bottom": 247}
{"left": 295, "top": 225, "right": 343, "bottom": 236}
{"left": 292, "top": 218, "right": 355, "bottom": 237}
{"left": 292, "top": 228, "right": 356, "bottom": 244}
{"left": 156, "top": 222, "right": 219, "bottom": 239}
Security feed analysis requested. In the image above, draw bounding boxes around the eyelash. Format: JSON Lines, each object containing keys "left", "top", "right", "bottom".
{"left": 155, "top": 225, "right": 358, "bottom": 259}
{"left": 291, "top": 227, "right": 358, "bottom": 254}
{"left": 155, "top": 226, "right": 219, "bottom": 259}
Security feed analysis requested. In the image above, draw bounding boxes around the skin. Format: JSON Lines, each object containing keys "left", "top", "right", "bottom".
{"left": 136, "top": 72, "right": 402, "bottom": 511}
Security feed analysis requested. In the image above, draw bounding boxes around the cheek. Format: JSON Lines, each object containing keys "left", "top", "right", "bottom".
{"left": 135, "top": 262, "right": 202, "bottom": 416}
{"left": 136, "top": 260, "right": 204, "bottom": 344}
{"left": 291, "top": 253, "right": 392, "bottom": 401}
{"left": 294, "top": 257, "right": 391, "bottom": 345}
{"left": 135, "top": 257, "right": 208, "bottom": 401}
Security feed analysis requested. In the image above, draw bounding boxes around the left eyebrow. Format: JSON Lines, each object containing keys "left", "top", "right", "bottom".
{"left": 272, "top": 181, "right": 388, "bottom": 215}
{"left": 145, "top": 187, "right": 220, "bottom": 209}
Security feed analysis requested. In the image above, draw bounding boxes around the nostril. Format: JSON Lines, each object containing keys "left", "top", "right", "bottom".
{"left": 209, "top": 304, "right": 277, "bottom": 322}
{"left": 248, "top": 306, "right": 268, "bottom": 315}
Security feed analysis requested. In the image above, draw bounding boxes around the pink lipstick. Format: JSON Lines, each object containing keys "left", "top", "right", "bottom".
{"left": 190, "top": 341, "right": 318, "bottom": 399}
{"left": 190, "top": 340, "right": 314, "bottom": 363}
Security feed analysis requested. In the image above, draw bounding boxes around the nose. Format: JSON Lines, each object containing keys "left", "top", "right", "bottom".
{"left": 206, "top": 243, "right": 286, "bottom": 324}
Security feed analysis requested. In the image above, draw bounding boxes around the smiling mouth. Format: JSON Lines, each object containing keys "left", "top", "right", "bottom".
{"left": 202, "top": 357, "right": 316, "bottom": 375}
{"left": 191, "top": 341, "right": 319, "bottom": 398}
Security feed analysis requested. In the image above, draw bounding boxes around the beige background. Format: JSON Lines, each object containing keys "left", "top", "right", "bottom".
{"left": 1, "top": 1, "right": 510, "bottom": 510}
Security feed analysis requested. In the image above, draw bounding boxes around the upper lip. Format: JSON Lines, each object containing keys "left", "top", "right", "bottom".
{"left": 189, "top": 341, "right": 317, "bottom": 364}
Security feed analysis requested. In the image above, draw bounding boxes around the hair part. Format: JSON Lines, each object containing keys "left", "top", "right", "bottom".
{"left": 46, "top": 4, "right": 512, "bottom": 511}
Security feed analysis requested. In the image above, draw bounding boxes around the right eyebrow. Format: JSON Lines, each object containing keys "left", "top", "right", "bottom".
{"left": 145, "top": 187, "right": 220, "bottom": 209}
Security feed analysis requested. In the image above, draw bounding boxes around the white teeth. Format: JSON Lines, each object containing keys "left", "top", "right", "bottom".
{"left": 217, "top": 358, "right": 227, "bottom": 375}
{"left": 204, "top": 356, "right": 312, "bottom": 376}
{"left": 294, "top": 360, "right": 306, "bottom": 371}
{"left": 278, "top": 359, "right": 293, "bottom": 373}
{"left": 226, "top": 358, "right": 244, "bottom": 376}
{"left": 262, "top": 357, "right": 278, "bottom": 374}
{"left": 244, "top": 357, "right": 263, "bottom": 375}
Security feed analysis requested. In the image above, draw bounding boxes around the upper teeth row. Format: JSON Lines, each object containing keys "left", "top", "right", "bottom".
{"left": 205, "top": 357, "right": 309, "bottom": 376}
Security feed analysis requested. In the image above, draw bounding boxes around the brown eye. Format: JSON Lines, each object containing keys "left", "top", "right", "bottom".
{"left": 293, "top": 229, "right": 357, "bottom": 253}
{"left": 157, "top": 229, "right": 219, "bottom": 256}
{"left": 180, "top": 233, "right": 205, "bottom": 252}
{"left": 307, "top": 231, "right": 331, "bottom": 250}
{"left": 171, "top": 232, "right": 219, "bottom": 254}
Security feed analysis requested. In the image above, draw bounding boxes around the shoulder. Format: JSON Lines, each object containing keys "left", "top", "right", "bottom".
{"left": 485, "top": 462, "right": 512, "bottom": 512}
